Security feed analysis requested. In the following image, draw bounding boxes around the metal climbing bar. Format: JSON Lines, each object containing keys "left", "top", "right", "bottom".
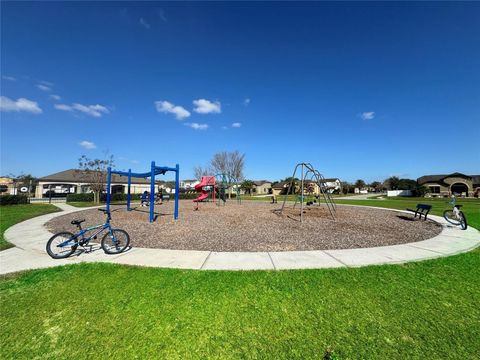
{"left": 106, "top": 162, "right": 181, "bottom": 223}
{"left": 275, "top": 162, "right": 336, "bottom": 222}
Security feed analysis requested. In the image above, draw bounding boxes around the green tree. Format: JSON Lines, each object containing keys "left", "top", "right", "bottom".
{"left": 369, "top": 181, "right": 383, "bottom": 192}
{"left": 385, "top": 176, "right": 400, "bottom": 190}
{"left": 397, "top": 178, "right": 417, "bottom": 190}
{"left": 341, "top": 181, "right": 352, "bottom": 194}
{"left": 241, "top": 180, "right": 255, "bottom": 195}
{"left": 10, "top": 174, "right": 38, "bottom": 196}
{"left": 354, "top": 179, "right": 366, "bottom": 190}
{"left": 414, "top": 184, "right": 429, "bottom": 197}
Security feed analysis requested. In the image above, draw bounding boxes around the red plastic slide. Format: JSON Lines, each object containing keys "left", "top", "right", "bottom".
{"left": 193, "top": 176, "right": 216, "bottom": 203}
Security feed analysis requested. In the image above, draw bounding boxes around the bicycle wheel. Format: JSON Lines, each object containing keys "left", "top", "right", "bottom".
{"left": 459, "top": 211, "right": 468, "bottom": 230}
{"left": 101, "top": 229, "right": 130, "bottom": 254}
{"left": 443, "top": 210, "right": 462, "bottom": 225}
{"left": 46, "top": 232, "right": 78, "bottom": 259}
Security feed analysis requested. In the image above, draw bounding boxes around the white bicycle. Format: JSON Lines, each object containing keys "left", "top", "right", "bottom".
{"left": 443, "top": 196, "right": 468, "bottom": 230}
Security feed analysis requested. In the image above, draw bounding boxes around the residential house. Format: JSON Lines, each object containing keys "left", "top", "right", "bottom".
{"left": 0, "top": 177, "right": 16, "bottom": 195}
{"left": 272, "top": 181, "right": 293, "bottom": 196}
{"left": 321, "top": 178, "right": 342, "bottom": 193}
{"left": 36, "top": 169, "right": 156, "bottom": 198}
{"left": 251, "top": 180, "right": 272, "bottom": 195}
{"left": 417, "top": 173, "right": 480, "bottom": 197}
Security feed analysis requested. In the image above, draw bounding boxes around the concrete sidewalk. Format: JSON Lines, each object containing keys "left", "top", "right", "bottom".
{"left": 1, "top": 204, "right": 479, "bottom": 274}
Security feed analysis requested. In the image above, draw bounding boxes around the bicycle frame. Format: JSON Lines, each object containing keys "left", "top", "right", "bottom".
{"left": 449, "top": 196, "right": 462, "bottom": 219}
{"left": 58, "top": 222, "right": 113, "bottom": 248}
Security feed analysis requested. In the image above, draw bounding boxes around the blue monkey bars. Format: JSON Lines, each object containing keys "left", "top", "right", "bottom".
{"left": 106, "top": 161, "right": 180, "bottom": 223}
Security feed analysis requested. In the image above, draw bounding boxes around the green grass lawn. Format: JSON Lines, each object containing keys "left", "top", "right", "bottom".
{"left": 1, "top": 250, "right": 479, "bottom": 359}
{"left": 0, "top": 204, "right": 60, "bottom": 250}
{"left": 1, "top": 197, "right": 479, "bottom": 358}
{"left": 334, "top": 197, "right": 480, "bottom": 230}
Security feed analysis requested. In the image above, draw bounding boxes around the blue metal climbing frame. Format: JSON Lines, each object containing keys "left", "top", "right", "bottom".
{"left": 106, "top": 161, "right": 180, "bottom": 223}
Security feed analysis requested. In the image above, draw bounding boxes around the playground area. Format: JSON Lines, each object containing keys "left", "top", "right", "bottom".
{"left": 46, "top": 200, "right": 442, "bottom": 252}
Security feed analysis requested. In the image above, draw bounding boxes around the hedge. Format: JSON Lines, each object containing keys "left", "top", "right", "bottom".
{"left": 66, "top": 192, "right": 240, "bottom": 202}
{"left": 0, "top": 195, "right": 30, "bottom": 205}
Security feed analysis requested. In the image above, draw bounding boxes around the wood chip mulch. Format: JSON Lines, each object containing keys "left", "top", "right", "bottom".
{"left": 46, "top": 201, "right": 442, "bottom": 252}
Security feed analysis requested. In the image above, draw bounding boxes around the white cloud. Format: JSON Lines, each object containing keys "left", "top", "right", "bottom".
{"left": 73, "top": 103, "right": 109, "bottom": 117}
{"left": 193, "top": 99, "right": 221, "bottom": 114}
{"left": 157, "top": 8, "right": 167, "bottom": 23}
{"left": 0, "top": 96, "right": 42, "bottom": 114}
{"left": 54, "top": 103, "right": 110, "bottom": 117}
{"left": 36, "top": 84, "right": 52, "bottom": 92}
{"left": 2, "top": 75, "right": 16, "bottom": 81}
{"left": 54, "top": 104, "right": 73, "bottom": 111}
{"left": 185, "top": 122, "right": 208, "bottom": 130}
{"left": 79, "top": 140, "right": 96, "bottom": 149}
{"left": 139, "top": 17, "right": 151, "bottom": 29}
{"left": 232, "top": 122, "right": 242, "bottom": 128}
{"left": 361, "top": 111, "right": 375, "bottom": 120}
{"left": 244, "top": 98, "right": 251, "bottom": 106}
{"left": 39, "top": 80, "right": 54, "bottom": 86}
{"left": 50, "top": 94, "right": 61, "bottom": 101}
{"left": 155, "top": 100, "right": 190, "bottom": 120}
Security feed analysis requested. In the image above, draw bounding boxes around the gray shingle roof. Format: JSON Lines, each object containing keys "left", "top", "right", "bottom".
{"left": 253, "top": 180, "right": 271, "bottom": 186}
{"left": 39, "top": 169, "right": 153, "bottom": 184}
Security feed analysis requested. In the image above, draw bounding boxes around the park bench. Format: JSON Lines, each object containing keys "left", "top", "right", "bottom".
{"left": 406, "top": 204, "right": 432, "bottom": 220}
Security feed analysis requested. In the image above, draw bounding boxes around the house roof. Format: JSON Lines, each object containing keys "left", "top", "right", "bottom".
{"left": 253, "top": 180, "right": 271, "bottom": 186}
{"left": 417, "top": 173, "right": 478, "bottom": 185}
{"left": 272, "top": 181, "right": 290, "bottom": 189}
{"left": 39, "top": 169, "right": 154, "bottom": 185}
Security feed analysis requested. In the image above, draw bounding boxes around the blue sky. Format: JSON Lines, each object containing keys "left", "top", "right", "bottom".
{"left": 1, "top": 2, "right": 479, "bottom": 183}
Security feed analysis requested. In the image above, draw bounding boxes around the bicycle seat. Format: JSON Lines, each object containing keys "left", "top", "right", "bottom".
{"left": 455, "top": 205, "right": 463, "bottom": 208}
{"left": 98, "top": 208, "right": 109, "bottom": 213}
{"left": 71, "top": 219, "right": 85, "bottom": 226}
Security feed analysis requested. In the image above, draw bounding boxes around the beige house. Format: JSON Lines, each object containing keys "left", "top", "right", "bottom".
{"left": 36, "top": 169, "right": 155, "bottom": 198}
{"left": 417, "top": 173, "right": 480, "bottom": 198}
{"left": 272, "top": 178, "right": 341, "bottom": 196}
{"left": 0, "top": 177, "right": 16, "bottom": 195}
{"left": 251, "top": 180, "right": 272, "bottom": 195}
{"left": 271, "top": 181, "right": 291, "bottom": 196}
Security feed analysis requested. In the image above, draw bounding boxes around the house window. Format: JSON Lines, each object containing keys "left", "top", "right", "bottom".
{"left": 429, "top": 186, "right": 440, "bottom": 194}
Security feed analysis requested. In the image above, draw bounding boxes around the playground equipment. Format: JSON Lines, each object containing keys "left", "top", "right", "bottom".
{"left": 192, "top": 173, "right": 240, "bottom": 209}
{"left": 275, "top": 162, "right": 336, "bottom": 222}
{"left": 106, "top": 161, "right": 180, "bottom": 223}
{"left": 193, "top": 176, "right": 216, "bottom": 208}
{"left": 215, "top": 173, "right": 228, "bottom": 206}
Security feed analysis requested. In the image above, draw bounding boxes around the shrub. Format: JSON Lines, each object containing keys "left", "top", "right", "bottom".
{"left": 66, "top": 193, "right": 94, "bottom": 202}
{"left": 0, "top": 195, "right": 29, "bottom": 205}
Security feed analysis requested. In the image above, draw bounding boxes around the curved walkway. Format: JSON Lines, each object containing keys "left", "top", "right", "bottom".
{"left": 1, "top": 204, "right": 479, "bottom": 274}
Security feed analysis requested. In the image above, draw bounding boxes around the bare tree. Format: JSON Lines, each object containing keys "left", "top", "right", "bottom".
{"left": 228, "top": 150, "right": 245, "bottom": 183}
{"left": 210, "top": 152, "right": 229, "bottom": 176}
{"left": 209, "top": 150, "right": 245, "bottom": 198}
{"left": 193, "top": 165, "right": 211, "bottom": 180}
{"left": 77, "top": 153, "right": 114, "bottom": 204}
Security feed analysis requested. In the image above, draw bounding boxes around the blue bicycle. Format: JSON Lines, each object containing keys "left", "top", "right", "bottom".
{"left": 46, "top": 209, "right": 130, "bottom": 259}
